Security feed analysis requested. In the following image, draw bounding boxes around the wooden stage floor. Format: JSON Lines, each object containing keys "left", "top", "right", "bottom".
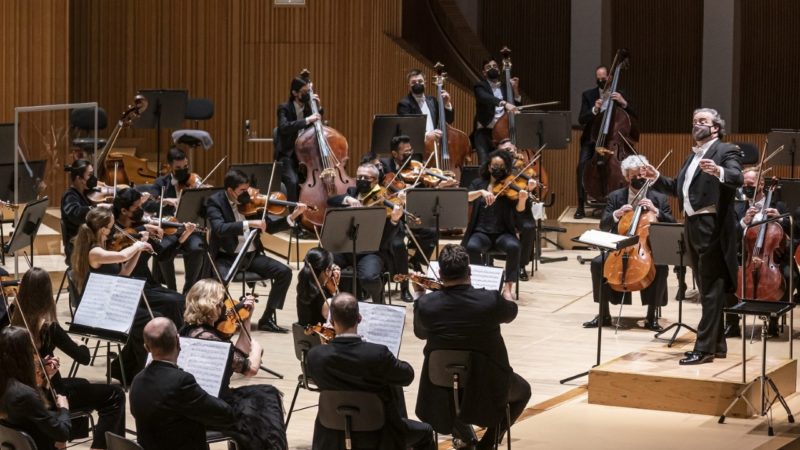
{"left": 17, "top": 247, "right": 800, "bottom": 449}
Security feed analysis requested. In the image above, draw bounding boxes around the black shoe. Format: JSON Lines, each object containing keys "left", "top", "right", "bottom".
{"left": 679, "top": 351, "right": 715, "bottom": 365}
{"left": 257, "top": 319, "right": 288, "bottom": 333}
{"left": 519, "top": 268, "right": 529, "bottom": 281}
{"left": 400, "top": 287, "right": 414, "bottom": 303}
{"left": 573, "top": 207, "right": 586, "bottom": 219}
{"left": 684, "top": 350, "right": 726, "bottom": 358}
{"left": 644, "top": 318, "right": 663, "bottom": 331}
{"left": 582, "top": 315, "right": 612, "bottom": 328}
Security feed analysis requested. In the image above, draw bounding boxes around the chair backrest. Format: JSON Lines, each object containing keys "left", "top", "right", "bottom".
{"left": 292, "top": 322, "right": 322, "bottom": 362}
{"left": 105, "top": 432, "right": 143, "bottom": 450}
{"left": 318, "top": 390, "right": 385, "bottom": 432}
{"left": 0, "top": 423, "right": 37, "bottom": 450}
{"left": 70, "top": 107, "right": 108, "bottom": 131}
{"left": 184, "top": 98, "right": 214, "bottom": 121}
{"left": 428, "top": 349, "right": 472, "bottom": 389}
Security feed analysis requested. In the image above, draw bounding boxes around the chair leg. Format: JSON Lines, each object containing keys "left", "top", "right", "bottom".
{"left": 285, "top": 380, "right": 303, "bottom": 428}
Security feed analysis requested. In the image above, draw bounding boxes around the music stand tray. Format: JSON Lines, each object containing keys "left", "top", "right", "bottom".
{"left": 0, "top": 160, "right": 47, "bottom": 204}
{"left": 175, "top": 187, "right": 224, "bottom": 225}
{"left": 230, "top": 162, "right": 283, "bottom": 193}
{"left": 767, "top": 129, "right": 800, "bottom": 177}
{"left": 133, "top": 90, "right": 189, "bottom": 129}
{"left": 405, "top": 188, "right": 468, "bottom": 259}
{"left": 514, "top": 111, "right": 571, "bottom": 150}
{"left": 4, "top": 197, "right": 49, "bottom": 269}
{"left": 370, "top": 114, "right": 426, "bottom": 156}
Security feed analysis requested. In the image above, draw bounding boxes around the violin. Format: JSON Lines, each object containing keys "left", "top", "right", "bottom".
{"left": 237, "top": 187, "right": 318, "bottom": 218}
{"left": 108, "top": 224, "right": 158, "bottom": 255}
{"left": 147, "top": 216, "right": 207, "bottom": 236}
{"left": 86, "top": 181, "right": 131, "bottom": 204}
{"left": 398, "top": 160, "right": 454, "bottom": 187}
{"left": 176, "top": 172, "right": 204, "bottom": 193}
{"left": 324, "top": 264, "right": 341, "bottom": 296}
{"left": 360, "top": 185, "right": 422, "bottom": 225}
{"left": 215, "top": 294, "right": 259, "bottom": 339}
{"left": 304, "top": 323, "right": 336, "bottom": 344}
{"left": 392, "top": 273, "right": 442, "bottom": 290}
{"left": 1, "top": 276, "right": 20, "bottom": 298}
{"left": 490, "top": 150, "right": 542, "bottom": 203}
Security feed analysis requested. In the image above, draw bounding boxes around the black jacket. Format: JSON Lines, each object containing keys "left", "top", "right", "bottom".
{"left": 413, "top": 284, "right": 517, "bottom": 431}
{"left": 276, "top": 100, "right": 323, "bottom": 160}
{"left": 396, "top": 93, "right": 454, "bottom": 128}
{"left": 306, "top": 335, "right": 413, "bottom": 450}
{"left": 130, "top": 360, "right": 236, "bottom": 450}
{"left": 652, "top": 139, "right": 743, "bottom": 284}
{"left": 0, "top": 379, "right": 71, "bottom": 450}
{"left": 473, "top": 79, "right": 518, "bottom": 129}
{"left": 461, "top": 178, "right": 523, "bottom": 245}
{"left": 205, "top": 190, "right": 288, "bottom": 257}
{"left": 578, "top": 87, "right": 636, "bottom": 145}
{"left": 142, "top": 174, "right": 179, "bottom": 216}
{"left": 61, "top": 187, "right": 92, "bottom": 261}
{"left": 600, "top": 187, "right": 675, "bottom": 233}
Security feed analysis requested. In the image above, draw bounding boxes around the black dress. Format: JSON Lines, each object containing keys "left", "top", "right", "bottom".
{"left": 180, "top": 324, "right": 287, "bottom": 450}
{"left": 0, "top": 379, "right": 71, "bottom": 450}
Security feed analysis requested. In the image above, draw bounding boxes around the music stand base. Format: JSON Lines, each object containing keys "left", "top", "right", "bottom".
{"left": 259, "top": 365, "right": 284, "bottom": 379}
{"left": 559, "top": 369, "right": 590, "bottom": 385}
{"left": 654, "top": 322, "right": 697, "bottom": 347}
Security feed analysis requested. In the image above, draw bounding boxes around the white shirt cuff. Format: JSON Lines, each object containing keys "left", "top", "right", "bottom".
{"left": 717, "top": 167, "right": 725, "bottom": 182}
{"left": 287, "top": 215, "right": 295, "bottom": 227}
{"left": 242, "top": 221, "right": 249, "bottom": 231}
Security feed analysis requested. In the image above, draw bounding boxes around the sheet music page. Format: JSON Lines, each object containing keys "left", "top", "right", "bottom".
{"left": 578, "top": 229, "right": 636, "bottom": 249}
{"left": 358, "top": 302, "right": 406, "bottom": 358}
{"left": 72, "top": 273, "right": 144, "bottom": 333}
{"left": 177, "top": 338, "right": 231, "bottom": 397}
{"left": 427, "top": 262, "right": 504, "bottom": 291}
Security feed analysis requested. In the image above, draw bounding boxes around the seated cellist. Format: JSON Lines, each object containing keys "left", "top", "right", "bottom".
{"left": 582, "top": 155, "right": 675, "bottom": 331}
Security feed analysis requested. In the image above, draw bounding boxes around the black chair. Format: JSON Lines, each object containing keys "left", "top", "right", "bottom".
{"left": 338, "top": 267, "right": 393, "bottom": 304}
{"left": 735, "top": 142, "right": 759, "bottom": 165}
{"left": 428, "top": 349, "right": 512, "bottom": 450}
{"left": 0, "top": 423, "right": 36, "bottom": 450}
{"left": 483, "top": 250, "right": 520, "bottom": 300}
{"left": 184, "top": 98, "right": 214, "bottom": 127}
{"left": 70, "top": 107, "right": 109, "bottom": 154}
{"left": 285, "top": 323, "right": 323, "bottom": 427}
{"left": 317, "top": 390, "right": 385, "bottom": 450}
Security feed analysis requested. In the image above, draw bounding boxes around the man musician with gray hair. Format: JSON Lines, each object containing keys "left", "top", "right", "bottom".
{"left": 644, "top": 108, "right": 743, "bottom": 365}
{"left": 582, "top": 154, "right": 676, "bottom": 331}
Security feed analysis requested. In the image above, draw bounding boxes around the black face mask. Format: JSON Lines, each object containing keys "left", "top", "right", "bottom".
{"left": 130, "top": 208, "right": 145, "bottom": 223}
{"left": 490, "top": 168, "right": 507, "bottom": 180}
{"left": 630, "top": 177, "right": 647, "bottom": 190}
{"left": 597, "top": 78, "right": 606, "bottom": 89}
{"left": 174, "top": 168, "right": 190, "bottom": 184}
{"left": 300, "top": 93, "right": 311, "bottom": 104}
{"left": 356, "top": 180, "right": 373, "bottom": 194}
{"left": 411, "top": 83, "right": 425, "bottom": 95}
{"left": 237, "top": 191, "right": 251, "bottom": 205}
{"left": 742, "top": 186, "right": 756, "bottom": 199}
{"left": 487, "top": 68, "right": 500, "bottom": 80}
{"left": 85, "top": 175, "right": 98, "bottom": 190}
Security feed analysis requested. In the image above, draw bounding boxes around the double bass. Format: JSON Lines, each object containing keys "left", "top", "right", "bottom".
{"left": 491, "top": 46, "right": 550, "bottom": 200}
{"left": 294, "top": 69, "right": 353, "bottom": 230}
{"left": 583, "top": 49, "right": 639, "bottom": 203}
{"left": 96, "top": 95, "right": 149, "bottom": 186}
{"left": 423, "top": 62, "right": 470, "bottom": 183}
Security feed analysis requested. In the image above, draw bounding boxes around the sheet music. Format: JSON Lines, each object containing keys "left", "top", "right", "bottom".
{"left": 578, "top": 229, "right": 638, "bottom": 250}
{"left": 358, "top": 302, "right": 406, "bottom": 358}
{"left": 145, "top": 338, "right": 231, "bottom": 397}
{"left": 71, "top": 273, "right": 144, "bottom": 334}
{"left": 427, "top": 262, "right": 504, "bottom": 291}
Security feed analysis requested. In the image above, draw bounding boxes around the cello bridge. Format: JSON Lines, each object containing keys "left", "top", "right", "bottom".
{"left": 595, "top": 147, "right": 614, "bottom": 156}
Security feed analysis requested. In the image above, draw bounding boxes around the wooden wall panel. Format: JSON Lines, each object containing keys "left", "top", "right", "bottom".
{"left": 609, "top": 0, "right": 703, "bottom": 133}
{"left": 738, "top": 0, "right": 800, "bottom": 132}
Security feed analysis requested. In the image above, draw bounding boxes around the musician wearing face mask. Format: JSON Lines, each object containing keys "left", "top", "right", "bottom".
{"left": 277, "top": 75, "right": 324, "bottom": 202}
{"left": 472, "top": 59, "right": 520, "bottom": 166}
{"left": 575, "top": 66, "right": 635, "bottom": 219}
{"left": 643, "top": 108, "right": 743, "bottom": 365}
{"left": 582, "top": 155, "right": 674, "bottom": 331}
{"left": 397, "top": 68, "right": 454, "bottom": 149}
{"left": 497, "top": 139, "right": 538, "bottom": 281}
{"left": 329, "top": 163, "right": 404, "bottom": 304}
{"left": 61, "top": 159, "right": 111, "bottom": 264}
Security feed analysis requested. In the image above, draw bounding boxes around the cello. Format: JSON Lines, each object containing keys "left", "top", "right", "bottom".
{"left": 492, "top": 46, "right": 550, "bottom": 200}
{"left": 96, "top": 95, "right": 149, "bottom": 186}
{"left": 294, "top": 69, "right": 353, "bottom": 230}
{"left": 583, "top": 49, "right": 639, "bottom": 203}
{"left": 423, "top": 62, "right": 470, "bottom": 183}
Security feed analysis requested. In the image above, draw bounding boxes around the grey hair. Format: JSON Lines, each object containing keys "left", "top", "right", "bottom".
{"left": 358, "top": 163, "right": 380, "bottom": 177}
{"left": 693, "top": 108, "right": 726, "bottom": 136}
{"left": 620, "top": 155, "right": 649, "bottom": 174}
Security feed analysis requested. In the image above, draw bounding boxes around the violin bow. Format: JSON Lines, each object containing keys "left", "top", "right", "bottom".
{"left": 203, "top": 251, "right": 256, "bottom": 342}
{"left": 384, "top": 153, "right": 415, "bottom": 188}
{"left": 260, "top": 162, "right": 279, "bottom": 223}
{"left": 113, "top": 224, "right": 158, "bottom": 256}
{"left": 13, "top": 292, "right": 59, "bottom": 402}
{"left": 401, "top": 221, "right": 442, "bottom": 283}
{"left": 201, "top": 156, "right": 227, "bottom": 186}
{"left": 412, "top": 151, "right": 438, "bottom": 187}
{"left": 493, "top": 144, "right": 545, "bottom": 197}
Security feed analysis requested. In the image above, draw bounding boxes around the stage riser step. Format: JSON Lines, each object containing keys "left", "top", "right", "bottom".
{"left": 557, "top": 206, "right": 600, "bottom": 250}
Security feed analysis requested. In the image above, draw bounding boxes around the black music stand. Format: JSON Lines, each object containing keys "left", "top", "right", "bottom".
{"left": 4, "top": 197, "right": 49, "bottom": 270}
{"left": 458, "top": 165, "right": 480, "bottom": 188}
{"left": 370, "top": 115, "right": 426, "bottom": 156}
{"left": 776, "top": 178, "right": 800, "bottom": 214}
{"left": 719, "top": 300, "right": 795, "bottom": 435}
{"left": 0, "top": 160, "right": 47, "bottom": 204}
{"left": 405, "top": 188, "right": 468, "bottom": 260}
{"left": 320, "top": 207, "right": 386, "bottom": 298}
{"left": 175, "top": 187, "right": 223, "bottom": 228}
{"left": 768, "top": 129, "right": 800, "bottom": 178}
{"left": 649, "top": 223, "right": 697, "bottom": 346}
{"left": 230, "top": 163, "right": 283, "bottom": 193}
{"left": 132, "top": 89, "right": 188, "bottom": 172}
{"left": 560, "top": 231, "right": 639, "bottom": 384}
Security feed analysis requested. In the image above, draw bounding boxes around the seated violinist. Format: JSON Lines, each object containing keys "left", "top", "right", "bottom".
{"left": 180, "top": 279, "right": 287, "bottom": 450}
{"left": 296, "top": 247, "right": 340, "bottom": 327}
{"left": 206, "top": 169, "right": 307, "bottom": 332}
{"left": 61, "top": 159, "right": 111, "bottom": 264}
{"left": 328, "top": 163, "right": 405, "bottom": 303}
{"left": 582, "top": 155, "right": 674, "bottom": 331}
{"left": 463, "top": 149, "right": 528, "bottom": 300}
{"left": 497, "top": 138, "right": 538, "bottom": 281}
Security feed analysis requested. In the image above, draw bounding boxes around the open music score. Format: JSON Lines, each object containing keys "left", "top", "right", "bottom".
{"left": 70, "top": 273, "right": 145, "bottom": 338}
{"left": 426, "top": 261, "right": 504, "bottom": 291}
{"left": 576, "top": 229, "right": 639, "bottom": 250}
{"left": 358, "top": 302, "right": 406, "bottom": 358}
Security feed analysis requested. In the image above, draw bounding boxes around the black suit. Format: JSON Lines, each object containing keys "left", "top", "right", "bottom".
{"left": 276, "top": 100, "right": 323, "bottom": 202}
{"left": 472, "top": 79, "right": 518, "bottom": 165}
{"left": 0, "top": 379, "right": 71, "bottom": 450}
{"left": 414, "top": 284, "right": 531, "bottom": 446}
{"left": 652, "top": 139, "right": 743, "bottom": 355}
{"left": 306, "top": 336, "right": 435, "bottom": 450}
{"left": 590, "top": 187, "right": 674, "bottom": 316}
{"left": 61, "top": 187, "right": 92, "bottom": 264}
{"left": 130, "top": 360, "right": 236, "bottom": 450}
{"left": 396, "top": 93, "right": 454, "bottom": 130}
{"left": 206, "top": 190, "right": 292, "bottom": 314}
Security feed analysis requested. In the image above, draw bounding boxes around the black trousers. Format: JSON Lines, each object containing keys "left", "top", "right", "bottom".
{"left": 590, "top": 255, "right": 669, "bottom": 308}
{"left": 334, "top": 252, "right": 385, "bottom": 304}
{"left": 404, "top": 418, "right": 436, "bottom": 450}
{"left": 472, "top": 128, "right": 494, "bottom": 166}
{"left": 388, "top": 232, "right": 410, "bottom": 276}
{"left": 278, "top": 155, "right": 299, "bottom": 202}
{"left": 408, "top": 227, "right": 437, "bottom": 270}
{"left": 60, "top": 378, "right": 126, "bottom": 449}
{"left": 686, "top": 214, "right": 732, "bottom": 354}
{"left": 215, "top": 251, "right": 293, "bottom": 315}
{"left": 576, "top": 142, "right": 595, "bottom": 206}
{"left": 156, "top": 233, "right": 207, "bottom": 294}
{"left": 465, "top": 232, "right": 521, "bottom": 282}
{"left": 453, "top": 372, "right": 531, "bottom": 447}
{"left": 518, "top": 215, "right": 536, "bottom": 269}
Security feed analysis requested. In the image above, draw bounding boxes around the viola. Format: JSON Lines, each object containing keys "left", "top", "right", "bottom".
{"left": 392, "top": 273, "right": 442, "bottom": 290}
{"left": 304, "top": 323, "right": 336, "bottom": 344}
{"left": 359, "top": 185, "right": 422, "bottom": 225}
{"left": 423, "top": 62, "right": 470, "bottom": 182}
{"left": 237, "top": 187, "right": 318, "bottom": 218}
{"left": 215, "top": 295, "right": 258, "bottom": 339}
